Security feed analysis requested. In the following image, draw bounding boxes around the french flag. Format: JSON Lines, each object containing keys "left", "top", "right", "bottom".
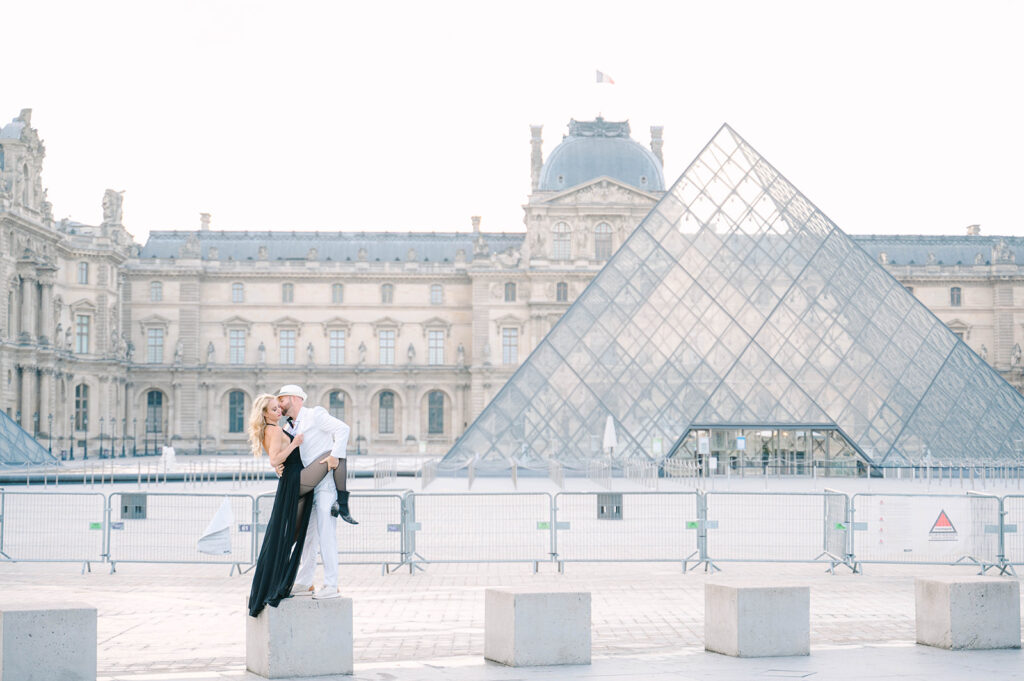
{"left": 596, "top": 70, "right": 615, "bottom": 85}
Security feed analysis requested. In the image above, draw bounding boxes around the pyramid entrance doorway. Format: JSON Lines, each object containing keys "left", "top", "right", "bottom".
{"left": 671, "top": 426, "right": 863, "bottom": 477}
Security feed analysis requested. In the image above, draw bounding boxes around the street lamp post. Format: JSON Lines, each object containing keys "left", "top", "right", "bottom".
{"left": 47, "top": 413, "right": 53, "bottom": 454}
{"left": 144, "top": 417, "right": 150, "bottom": 456}
{"left": 99, "top": 416, "right": 106, "bottom": 459}
{"left": 33, "top": 411, "right": 39, "bottom": 438}
{"left": 132, "top": 417, "right": 137, "bottom": 457}
{"left": 121, "top": 417, "right": 127, "bottom": 457}
{"left": 109, "top": 417, "right": 116, "bottom": 460}
{"left": 69, "top": 414, "right": 75, "bottom": 460}
{"left": 198, "top": 419, "right": 203, "bottom": 456}
{"left": 16, "top": 411, "right": 21, "bottom": 429}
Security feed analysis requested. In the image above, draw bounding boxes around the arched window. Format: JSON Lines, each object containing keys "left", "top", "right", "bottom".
{"left": 282, "top": 283, "right": 294, "bottom": 303}
{"left": 552, "top": 221, "right": 571, "bottom": 260}
{"left": 430, "top": 283, "right": 443, "bottom": 305}
{"left": 146, "top": 390, "right": 163, "bottom": 434}
{"left": 427, "top": 391, "right": 444, "bottom": 435}
{"left": 504, "top": 282, "right": 516, "bottom": 302}
{"left": 379, "top": 391, "right": 395, "bottom": 434}
{"left": 228, "top": 390, "right": 245, "bottom": 433}
{"left": 74, "top": 384, "right": 89, "bottom": 431}
{"left": 950, "top": 287, "right": 962, "bottom": 307}
{"left": 329, "top": 391, "right": 346, "bottom": 421}
{"left": 150, "top": 281, "right": 163, "bottom": 302}
{"left": 381, "top": 283, "right": 394, "bottom": 304}
{"left": 231, "top": 282, "right": 244, "bottom": 303}
{"left": 556, "top": 282, "right": 569, "bottom": 303}
{"left": 332, "top": 283, "right": 344, "bottom": 304}
{"left": 594, "top": 222, "right": 613, "bottom": 259}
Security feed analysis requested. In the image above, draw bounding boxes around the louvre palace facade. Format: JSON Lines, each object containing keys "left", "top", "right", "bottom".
{"left": 3, "top": 108, "right": 1024, "bottom": 459}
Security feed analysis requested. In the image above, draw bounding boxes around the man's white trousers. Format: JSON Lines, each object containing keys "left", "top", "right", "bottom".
{"left": 294, "top": 481, "right": 339, "bottom": 589}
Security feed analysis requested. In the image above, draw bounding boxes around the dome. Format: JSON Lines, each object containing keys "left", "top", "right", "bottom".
{"left": 538, "top": 118, "right": 664, "bottom": 192}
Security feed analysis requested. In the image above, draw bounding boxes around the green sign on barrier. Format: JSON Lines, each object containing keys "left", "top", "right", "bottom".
{"left": 686, "top": 521, "right": 698, "bottom": 530}
{"left": 536, "top": 521, "right": 550, "bottom": 530}
{"left": 89, "top": 522, "right": 102, "bottom": 530}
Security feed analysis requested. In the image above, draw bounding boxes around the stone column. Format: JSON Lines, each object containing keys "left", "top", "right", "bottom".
{"left": 19, "top": 367, "right": 36, "bottom": 432}
{"left": 38, "top": 279, "right": 54, "bottom": 345}
{"left": 38, "top": 369, "right": 52, "bottom": 436}
{"left": 20, "top": 277, "right": 34, "bottom": 343}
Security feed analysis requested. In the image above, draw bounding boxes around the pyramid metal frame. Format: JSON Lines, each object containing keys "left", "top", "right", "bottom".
{"left": 443, "top": 125, "right": 1024, "bottom": 472}
{"left": 0, "top": 409, "right": 58, "bottom": 467}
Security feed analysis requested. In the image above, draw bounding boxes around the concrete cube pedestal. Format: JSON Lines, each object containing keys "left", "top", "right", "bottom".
{"left": 0, "top": 603, "right": 96, "bottom": 681}
{"left": 915, "top": 577, "right": 1021, "bottom": 650}
{"left": 246, "top": 597, "right": 353, "bottom": 678}
{"left": 704, "top": 583, "right": 810, "bottom": 657}
{"left": 484, "top": 588, "right": 591, "bottom": 666}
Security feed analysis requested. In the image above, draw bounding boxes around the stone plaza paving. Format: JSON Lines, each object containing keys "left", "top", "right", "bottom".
{"left": 2, "top": 558, "right": 1023, "bottom": 680}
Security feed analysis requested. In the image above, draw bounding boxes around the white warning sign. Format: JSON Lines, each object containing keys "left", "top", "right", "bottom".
{"left": 928, "top": 509, "right": 958, "bottom": 542}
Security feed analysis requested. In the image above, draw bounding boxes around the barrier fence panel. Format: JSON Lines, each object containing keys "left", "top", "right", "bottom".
{"left": 850, "top": 493, "right": 1001, "bottom": 567}
{"left": 255, "top": 492, "right": 405, "bottom": 567}
{"left": 0, "top": 491, "right": 105, "bottom": 565}
{"left": 703, "top": 492, "right": 847, "bottom": 563}
{"left": 1004, "top": 495, "right": 1024, "bottom": 566}
{"left": 553, "top": 492, "right": 699, "bottom": 565}
{"left": 409, "top": 493, "right": 552, "bottom": 565}
{"left": 107, "top": 493, "right": 255, "bottom": 570}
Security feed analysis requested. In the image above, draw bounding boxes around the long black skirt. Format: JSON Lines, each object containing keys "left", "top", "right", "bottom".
{"left": 247, "top": 449, "right": 314, "bottom": 617}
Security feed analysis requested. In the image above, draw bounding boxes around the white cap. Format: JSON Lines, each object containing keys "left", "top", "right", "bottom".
{"left": 277, "top": 384, "right": 307, "bottom": 401}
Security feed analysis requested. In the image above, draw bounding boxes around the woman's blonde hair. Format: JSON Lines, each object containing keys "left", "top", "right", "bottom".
{"left": 248, "top": 393, "right": 279, "bottom": 457}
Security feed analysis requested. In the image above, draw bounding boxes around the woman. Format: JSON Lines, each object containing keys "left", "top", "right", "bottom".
{"left": 246, "top": 394, "right": 346, "bottom": 617}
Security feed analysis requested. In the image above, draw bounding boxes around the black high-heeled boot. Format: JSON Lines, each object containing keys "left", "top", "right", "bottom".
{"left": 330, "top": 490, "right": 358, "bottom": 525}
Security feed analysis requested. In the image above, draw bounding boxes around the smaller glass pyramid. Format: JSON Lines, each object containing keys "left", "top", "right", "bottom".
{"left": 444, "top": 125, "right": 1024, "bottom": 472}
{"left": 0, "top": 410, "right": 58, "bottom": 467}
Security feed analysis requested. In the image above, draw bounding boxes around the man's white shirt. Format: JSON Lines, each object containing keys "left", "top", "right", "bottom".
{"left": 286, "top": 405, "right": 350, "bottom": 466}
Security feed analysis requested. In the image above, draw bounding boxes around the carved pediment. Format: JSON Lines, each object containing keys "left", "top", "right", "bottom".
{"left": 493, "top": 313, "right": 526, "bottom": 332}
{"left": 271, "top": 316, "right": 303, "bottom": 336}
{"left": 69, "top": 298, "right": 98, "bottom": 313}
{"left": 221, "top": 315, "right": 253, "bottom": 336}
{"left": 539, "top": 177, "right": 660, "bottom": 206}
{"left": 421, "top": 316, "right": 452, "bottom": 338}
{"left": 138, "top": 314, "right": 172, "bottom": 332}
{"left": 371, "top": 316, "right": 403, "bottom": 336}
{"left": 321, "top": 316, "right": 353, "bottom": 336}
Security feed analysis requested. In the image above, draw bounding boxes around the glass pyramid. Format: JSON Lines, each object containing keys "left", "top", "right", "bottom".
{"left": 444, "top": 125, "right": 1024, "bottom": 472}
{"left": 0, "top": 409, "right": 57, "bottom": 467}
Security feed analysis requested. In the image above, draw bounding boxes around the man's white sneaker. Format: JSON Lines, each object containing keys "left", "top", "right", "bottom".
{"left": 291, "top": 583, "right": 314, "bottom": 597}
{"left": 312, "top": 587, "right": 340, "bottom": 600}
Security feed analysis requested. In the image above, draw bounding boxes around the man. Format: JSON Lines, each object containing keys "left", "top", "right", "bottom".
{"left": 277, "top": 384, "right": 356, "bottom": 600}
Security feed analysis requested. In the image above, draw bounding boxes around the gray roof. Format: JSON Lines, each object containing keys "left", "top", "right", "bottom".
{"left": 138, "top": 230, "right": 526, "bottom": 263}
{"left": 539, "top": 118, "right": 665, "bottom": 192}
{"left": 0, "top": 119, "right": 25, "bottom": 141}
{"left": 850, "top": 234, "right": 1024, "bottom": 265}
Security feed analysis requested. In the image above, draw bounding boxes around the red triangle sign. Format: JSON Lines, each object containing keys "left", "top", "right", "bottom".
{"left": 930, "top": 510, "right": 957, "bottom": 533}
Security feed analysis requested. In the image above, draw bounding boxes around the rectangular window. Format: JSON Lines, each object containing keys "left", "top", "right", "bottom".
{"left": 332, "top": 283, "right": 344, "bottom": 304}
{"left": 150, "top": 281, "right": 162, "bottom": 302}
{"left": 229, "top": 329, "right": 246, "bottom": 364}
{"left": 146, "top": 328, "right": 164, "bottom": 363}
{"left": 428, "top": 330, "right": 444, "bottom": 365}
{"left": 430, "top": 284, "right": 443, "bottom": 305}
{"left": 329, "top": 329, "right": 346, "bottom": 365}
{"left": 75, "top": 315, "right": 90, "bottom": 354}
{"left": 279, "top": 329, "right": 296, "bottom": 364}
{"left": 77, "top": 262, "right": 89, "bottom": 285}
{"left": 502, "top": 328, "right": 518, "bottom": 365}
{"left": 282, "top": 283, "right": 294, "bottom": 303}
{"left": 231, "top": 283, "right": 244, "bottom": 303}
{"left": 379, "top": 329, "right": 395, "bottom": 365}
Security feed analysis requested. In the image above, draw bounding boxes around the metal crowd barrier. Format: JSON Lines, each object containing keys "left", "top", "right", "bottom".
{"left": 1003, "top": 494, "right": 1024, "bottom": 567}
{"left": 850, "top": 492, "right": 1002, "bottom": 571}
{"left": 255, "top": 492, "right": 405, "bottom": 571}
{"left": 407, "top": 493, "right": 552, "bottom": 568}
{"left": 553, "top": 491, "right": 700, "bottom": 570}
{"left": 1, "top": 489, "right": 1022, "bottom": 575}
{"left": 703, "top": 491, "right": 849, "bottom": 569}
{"left": 0, "top": 491, "right": 106, "bottom": 572}
{"left": 107, "top": 493, "right": 256, "bottom": 574}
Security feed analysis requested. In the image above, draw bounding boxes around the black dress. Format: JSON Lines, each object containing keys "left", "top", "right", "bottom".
{"left": 247, "top": 434, "right": 314, "bottom": 617}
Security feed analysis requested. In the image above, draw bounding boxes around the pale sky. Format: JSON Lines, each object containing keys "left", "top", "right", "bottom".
{"left": 4, "top": 0, "right": 1023, "bottom": 244}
